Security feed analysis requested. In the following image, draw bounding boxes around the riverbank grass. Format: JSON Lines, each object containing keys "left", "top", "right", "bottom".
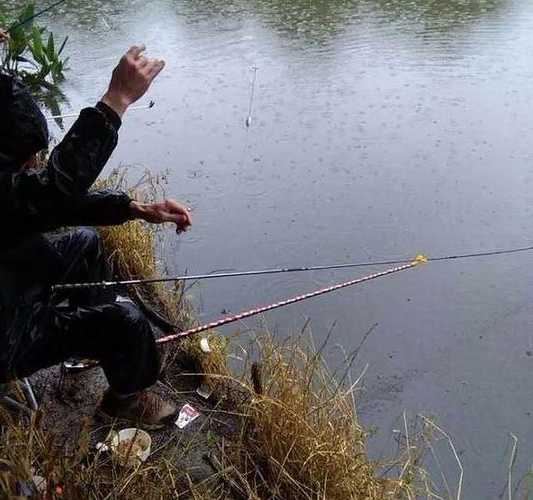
{"left": 0, "top": 172, "right": 410, "bottom": 499}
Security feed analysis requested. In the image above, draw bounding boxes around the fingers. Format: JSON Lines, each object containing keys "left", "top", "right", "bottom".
{"left": 126, "top": 44, "right": 163, "bottom": 73}
{"left": 127, "top": 44, "right": 146, "bottom": 60}
{"left": 144, "top": 199, "right": 192, "bottom": 233}
{"left": 147, "top": 60, "right": 165, "bottom": 80}
{"left": 121, "top": 44, "right": 165, "bottom": 85}
{"left": 171, "top": 210, "right": 192, "bottom": 232}
{"left": 164, "top": 213, "right": 190, "bottom": 233}
{"left": 138, "top": 56, "right": 149, "bottom": 68}
{"left": 133, "top": 48, "right": 165, "bottom": 80}
{"left": 178, "top": 205, "right": 192, "bottom": 227}
{"left": 140, "top": 58, "right": 165, "bottom": 82}
{"left": 165, "top": 199, "right": 192, "bottom": 226}
{"left": 174, "top": 212, "right": 192, "bottom": 230}
{"left": 177, "top": 214, "right": 191, "bottom": 230}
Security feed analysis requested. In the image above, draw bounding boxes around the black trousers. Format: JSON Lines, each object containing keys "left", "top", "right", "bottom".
{"left": 3, "top": 228, "right": 160, "bottom": 395}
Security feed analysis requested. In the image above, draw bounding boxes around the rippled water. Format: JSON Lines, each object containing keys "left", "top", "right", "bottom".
{"left": 5, "top": 0, "right": 533, "bottom": 496}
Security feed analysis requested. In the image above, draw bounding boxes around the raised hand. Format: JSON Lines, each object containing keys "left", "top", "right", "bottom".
{"left": 101, "top": 44, "right": 165, "bottom": 117}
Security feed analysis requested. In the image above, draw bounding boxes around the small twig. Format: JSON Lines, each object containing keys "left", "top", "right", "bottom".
{"left": 250, "top": 362, "right": 263, "bottom": 396}
{"left": 402, "top": 411, "right": 413, "bottom": 480}
{"left": 420, "top": 415, "right": 463, "bottom": 500}
{"left": 508, "top": 433, "right": 518, "bottom": 500}
{"left": 344, "top": 363, "right": 369, "bottom": 396}
{"left": 203, "top": 452, "right": 248, "bottom": 500}
{"left": 421, "top": 431, "right": 453, "bottom": 499}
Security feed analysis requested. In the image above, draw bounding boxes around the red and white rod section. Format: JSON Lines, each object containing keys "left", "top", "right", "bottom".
{"left": 156, "top": 256, "right": 427, "bottom": 345}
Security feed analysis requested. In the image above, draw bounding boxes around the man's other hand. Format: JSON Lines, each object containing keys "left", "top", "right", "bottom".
{"left": 0, "top": 29, "right": 9, "bottom": 44}
{"left": 130, "top": 199, "right": 192, "bottom": 233}
{"left": 101, "top": 44, "right": 165, "bottom": 118}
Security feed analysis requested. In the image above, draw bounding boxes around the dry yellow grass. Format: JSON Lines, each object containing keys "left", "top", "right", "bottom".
{"left": 95, "top": 169, "right": 184, "bottom": 325}
{"left": 95, "top": 169, "right": 230, "bottom": 384}
{"left": 214, "top": 333, "right": 388, "bottom": 499}
{"left": 0, "top": 170, "right": 419, "bottom": 499}
{"left": 0, "top": 409, "right": 225, "bottom": 499}
{"left": 0, "top": 334, "right": 392, "bottom": 500}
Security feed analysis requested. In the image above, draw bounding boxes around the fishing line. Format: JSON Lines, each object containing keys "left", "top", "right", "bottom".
{"left": 46, "top": 100, "right": 156, "bottom": 121}
{"left": 155, "top": 257, "right": 425, "bottom": 344}
{"left": 7, "top": 0, "right": 68, "bottom": 32}
{"left": 50, "top": 243, "right": 533, "bottom": 292}
{"left": 235, "top": 65, "right": 259, "bottom": 175}
{"left": 245, "top": 66, "right": 258, "bottom": 128}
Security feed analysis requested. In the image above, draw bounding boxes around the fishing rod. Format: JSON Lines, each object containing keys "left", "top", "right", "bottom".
{"left": 50, "top": 243, "right": 533, "bottom": 293}
{"left": 46, "top": 100, "right": 156, "bottom": 121}
{"left": 156, "top": 257, "right": 426, "bottom": 344}
{"left": 7, "top": 0, "right": 68, "bottom": 33}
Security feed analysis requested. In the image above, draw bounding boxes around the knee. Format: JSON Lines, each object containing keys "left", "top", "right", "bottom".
{"left": 65, "top": 227, "right": 103, "bottom": 259}
{"left": 75, "top": 227, "right": 102, "bottom": 249}
{"left": 110, "top": 303, "right": 152, "bottom": 337}
{"left": 106, "top": 303, "right": 156, "bottom": 356}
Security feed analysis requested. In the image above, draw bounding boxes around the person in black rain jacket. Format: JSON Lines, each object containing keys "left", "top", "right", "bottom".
{"left": 0, "top": 40, "right": 192, "bottom": 428}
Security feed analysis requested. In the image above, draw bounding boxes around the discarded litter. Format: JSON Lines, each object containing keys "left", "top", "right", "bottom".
{"left": 96, "top": 428, "right": 151, "bottom": 467}
{"left": 116, "top": 295, "right": 134, "bottom": 304}
{"left": 175, "top": 404, "right": 200, "bottom": 429}
{"left": 33, "top": 475, "right": 46, "bottom": 494}
{"left": 196, "top": 384, "right": 212, "bottom": 399}
{"left": 200, "top": 337, "right": 211, "bottom": 353}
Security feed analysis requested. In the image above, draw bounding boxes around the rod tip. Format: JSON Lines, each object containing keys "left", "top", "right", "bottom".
{"left": 412, "top": 254, "right": 429, "bottom": 266}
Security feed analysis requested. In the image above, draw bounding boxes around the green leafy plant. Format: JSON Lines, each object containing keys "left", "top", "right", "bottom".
{"left": 0, "top": 3, "right": 69, "bottom": 88}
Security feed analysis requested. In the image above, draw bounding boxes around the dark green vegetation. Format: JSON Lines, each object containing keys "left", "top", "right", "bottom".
{"left": 0, "top": 3, "right": 68, "bottom": 89}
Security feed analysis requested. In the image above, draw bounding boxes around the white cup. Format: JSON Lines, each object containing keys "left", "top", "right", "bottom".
{"left": 97, "top": 428, "right": 152, "bottom": 467}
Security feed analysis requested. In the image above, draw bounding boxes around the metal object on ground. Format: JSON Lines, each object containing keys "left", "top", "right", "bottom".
{"left": 63, "top": 359, "right": 100, "bottom": 371}
{"left": 196, "top": 384, "right": 212, "bottom": 399}
{"left": 0, "top": 377, "right": 38, "bottom": 413}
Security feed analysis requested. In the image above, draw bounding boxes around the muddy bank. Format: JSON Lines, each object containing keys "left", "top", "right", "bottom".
{"left": 27, "top": 342, "right": 244, "bottom": 489}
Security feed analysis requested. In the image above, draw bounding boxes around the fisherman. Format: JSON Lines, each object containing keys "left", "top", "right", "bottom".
{"left": 0, "top": 35, "right": 192, "bottom": 428}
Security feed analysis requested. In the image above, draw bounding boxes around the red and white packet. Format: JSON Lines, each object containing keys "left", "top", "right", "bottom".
{"left": 175, "top": 404, "right": 200, "bottom": 429}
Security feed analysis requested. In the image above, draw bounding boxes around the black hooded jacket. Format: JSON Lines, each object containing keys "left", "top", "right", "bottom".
{"left": 0, "top": 104, "right": 132, "bottom": 248}
{"left": 0, "top": 76, "right": 133, "bottom": 376}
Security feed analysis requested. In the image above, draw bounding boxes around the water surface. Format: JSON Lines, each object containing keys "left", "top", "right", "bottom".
{"left": 5, "top": 0, "right": 533, "bottom": 496}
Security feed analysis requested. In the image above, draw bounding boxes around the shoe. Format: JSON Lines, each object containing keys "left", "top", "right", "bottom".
{"left": 98, "top": 390, "right": 177, "bottom": 430}
{"left": 63, "top": 358, "right": 100, "bottom": 371}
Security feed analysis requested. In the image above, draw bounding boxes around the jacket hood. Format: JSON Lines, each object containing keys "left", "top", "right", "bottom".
{"left": 0, "top": 74, "right": 49, "bottom": 166}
